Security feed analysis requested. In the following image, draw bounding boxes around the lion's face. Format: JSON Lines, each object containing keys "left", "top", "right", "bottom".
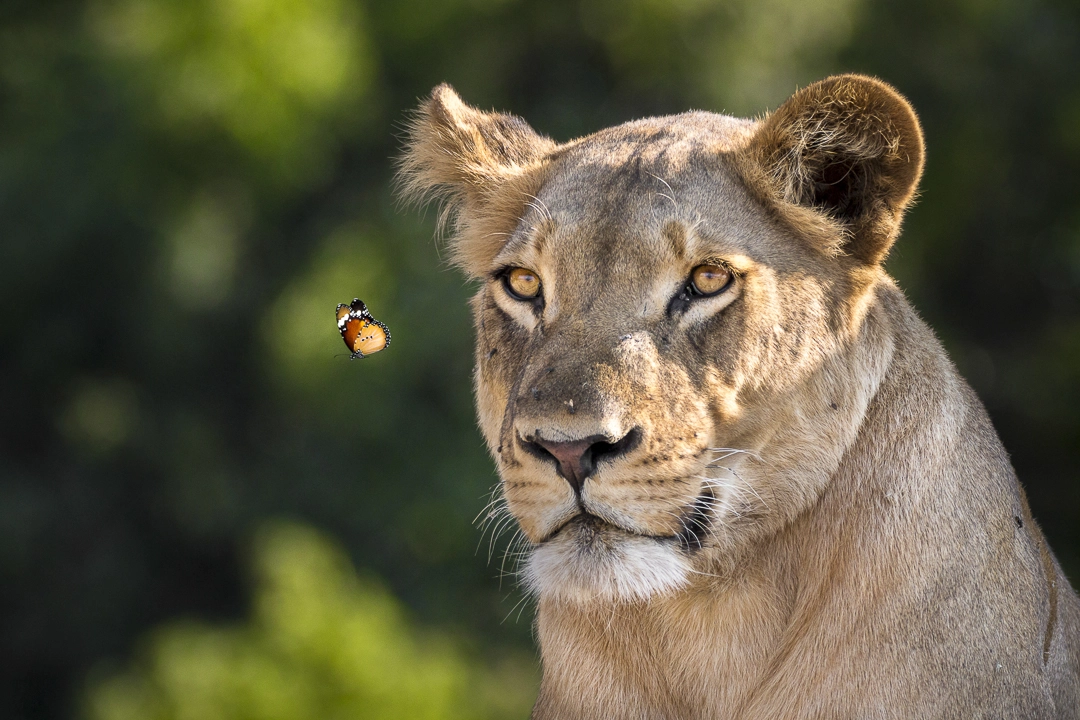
{"left": 472, "top": 117, "right": 876, "bottom": 602}
{"left": 401, "top": 77, "right": 923, "bottom": 604}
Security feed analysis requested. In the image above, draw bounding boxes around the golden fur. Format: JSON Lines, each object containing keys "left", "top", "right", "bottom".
{"left": 399, "top": 75, "right": 1080, "bottom": 718}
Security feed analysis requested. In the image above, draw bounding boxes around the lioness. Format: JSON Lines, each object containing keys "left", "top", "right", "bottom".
{"left": 400, "top": 75, "right": 1080, "bottom": 718}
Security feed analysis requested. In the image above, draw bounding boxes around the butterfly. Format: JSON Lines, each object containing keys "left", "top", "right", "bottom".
{"left": 336, "top": 298, "right": 391, "bottom": 359}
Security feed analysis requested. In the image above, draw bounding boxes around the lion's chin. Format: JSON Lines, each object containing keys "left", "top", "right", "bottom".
{"left": 523, "top": 516, "right": 692, "bottom": 604}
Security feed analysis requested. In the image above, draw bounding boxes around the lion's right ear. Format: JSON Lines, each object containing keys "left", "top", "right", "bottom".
{"left": 397, "top": 85, "right": 555, "bottom": 275}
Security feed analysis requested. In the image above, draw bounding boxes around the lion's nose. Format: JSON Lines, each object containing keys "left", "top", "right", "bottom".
{"left": 526, "top": 429, "right": 641, "bottom": 495}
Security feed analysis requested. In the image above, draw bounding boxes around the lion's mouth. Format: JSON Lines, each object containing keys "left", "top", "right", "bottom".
{"left": 542, "top": 487, "right": 716, "bottom": 552}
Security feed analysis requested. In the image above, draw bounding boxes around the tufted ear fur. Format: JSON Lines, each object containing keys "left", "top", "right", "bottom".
{"left": 397, "top": 84, "right": 556, "bottom": 276}
{"left": 738, "top": 74, "right": 925, "bottom": 265}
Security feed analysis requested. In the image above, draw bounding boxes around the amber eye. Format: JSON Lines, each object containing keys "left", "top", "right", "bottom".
{"left": 687, "top": 263, "right": 733, "bottom": 297}
{"left": 504, "top": 267, "right": 542, "bottom": 300}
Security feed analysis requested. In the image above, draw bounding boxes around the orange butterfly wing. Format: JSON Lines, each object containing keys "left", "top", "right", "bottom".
{"left": 351, "top": 319, "right": 389, "bottom": 355}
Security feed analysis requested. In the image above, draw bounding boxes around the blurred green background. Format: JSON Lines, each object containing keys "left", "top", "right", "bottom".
{"left": 1, "top": 0, "right": 1078, "bottom": 718}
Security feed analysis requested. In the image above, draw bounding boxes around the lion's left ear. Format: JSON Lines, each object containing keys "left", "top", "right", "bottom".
{"left": 397, "top": 85, "right": 556, "bottom": 275}
{"left": 739, "top": 74, "right": 925, "bottom": 266}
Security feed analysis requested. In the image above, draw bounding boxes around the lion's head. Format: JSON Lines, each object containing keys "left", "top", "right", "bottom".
{"left": 399, "top": 75, "right": 923, "bottom": 604}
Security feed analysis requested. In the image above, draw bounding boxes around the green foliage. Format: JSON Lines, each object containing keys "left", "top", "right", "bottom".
{"left": 578, "top": 0, "right": 864, "bottom": 113}
{"left": 84, "top": 523, "right": 536, "bottom": 720}
{"left": 89, "top": 0, "right": 374, "bottom": 175}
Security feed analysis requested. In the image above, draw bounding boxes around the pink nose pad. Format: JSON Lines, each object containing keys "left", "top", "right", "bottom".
{"left": 527, "top": 429, "right": 641, "bottom": 495}
{"left": 533, "top": 438, "right": 598, "bottom": 492}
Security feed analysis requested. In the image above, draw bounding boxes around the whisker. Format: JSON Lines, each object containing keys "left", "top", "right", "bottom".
{"left": 473, "top": 484, "right": 506, "bottom": 525}
{"left": 502, "top": 531, "right": 534, "bottom": 587}
{"left": 474, "top": 500, "right": 508, "bottom": 531}
{"left": 474, "top": 498, "right": 511, "bottom": 555}
{"left": 499, "top": 528, "right": 530, "bottom": 582}
{"left": 648, "top": 172, "right": 679, "bottom": 210}
{"left": 705, "top": 447, "right": 764, "bottom": 462}
{"left": 501, "top": 591, "right": 532, "bottom": 625}
{"left": 710, "top": 465, "right": 770, "bottom": 510}
{"left": 487, "top": 513, "right": 519, "bottom": 563}
{"left": 523, "top": 194, "right": 553, "bottom": 222}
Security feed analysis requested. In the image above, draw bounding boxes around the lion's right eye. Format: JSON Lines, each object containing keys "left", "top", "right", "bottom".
{"left": 503, "top": 267, "right": 542, "bottom": 300}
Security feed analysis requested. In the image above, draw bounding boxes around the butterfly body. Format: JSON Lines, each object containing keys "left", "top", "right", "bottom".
{"left": 336, "top": 298, "right": 390, "bottom": 359}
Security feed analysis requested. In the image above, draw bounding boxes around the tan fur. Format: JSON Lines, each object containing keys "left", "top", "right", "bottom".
{"left": 399, "top": 75, "right": 1080, "bottom": 718}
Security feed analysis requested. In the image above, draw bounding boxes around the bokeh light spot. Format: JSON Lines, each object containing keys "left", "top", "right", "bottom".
{"left": 58, "top": 379, "right": 140, "bottom": 453}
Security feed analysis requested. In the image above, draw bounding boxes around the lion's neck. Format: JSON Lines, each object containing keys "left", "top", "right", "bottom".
{"left": 533, "top": 556, "right": 795, "bottom": 718}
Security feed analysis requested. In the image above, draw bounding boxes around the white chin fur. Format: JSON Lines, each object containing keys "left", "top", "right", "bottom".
{"left": 523, "top": 530, "right": 691, "bottom": 604}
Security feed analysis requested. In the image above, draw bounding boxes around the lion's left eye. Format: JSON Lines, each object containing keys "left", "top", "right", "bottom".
{"left": 503, "top": 267, "right": 542, "bottom": 300}
{"left": 687, "top": 264, "right": 733, "bottom": 297}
